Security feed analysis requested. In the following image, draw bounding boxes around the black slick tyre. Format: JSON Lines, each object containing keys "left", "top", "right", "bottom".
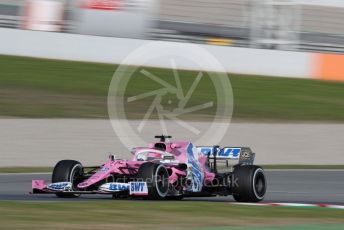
{"left": 137, "top": 162, "right": 169, "bottom": 200}
{"left": 52, "top": 160, "right": 83, "bottom": 198}
{"left": 231, "top": 165, "right": 267, "bottom": 202}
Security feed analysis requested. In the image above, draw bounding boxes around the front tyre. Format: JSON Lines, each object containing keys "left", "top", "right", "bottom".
{"left": 137, "top": 162, "right": 169, "bottom": 200}
{"left": 231, "top": 165, "right": 267, "bottom": 202}
{"left": 52, "top": 160, "right": 83, "bottom": 198}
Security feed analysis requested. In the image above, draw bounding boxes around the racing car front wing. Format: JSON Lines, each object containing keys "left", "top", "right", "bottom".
{"left": 31, "top": 180, "right": 148, "bottom": 196}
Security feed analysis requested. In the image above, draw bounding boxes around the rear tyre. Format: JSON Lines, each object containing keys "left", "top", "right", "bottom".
{"left": 137, "top": 162, "right": 169, "bottom": 200}
{"left": 231, "top": 165, "right": 266, "bottom": 202}
{"left": 52, "top": 160, "right": 83, "bottom": 198}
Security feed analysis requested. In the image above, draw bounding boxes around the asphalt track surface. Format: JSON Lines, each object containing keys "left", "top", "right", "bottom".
{"left": 2, "top": 119, "right": 344, "bottom": 167}
{"left": 0, "top": 170, "right": 343, "bottom": 204}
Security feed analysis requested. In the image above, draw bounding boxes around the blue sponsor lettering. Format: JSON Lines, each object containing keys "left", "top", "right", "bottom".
{"left": 199, "top": 147, "right": 241, "bottom": 158}
{"left": 48, "top": 182, "right": 71, "bottom": 191}
{"left": 199, "top": 147, "right": 214, "bottom": 156}
{"left": 129, "top": 182, "right": 147, "bottom": 195}
{"left": 217, "top": 148, "right": 241, "bottom": 158}
{"left": 109, "top": 183, "right": 129, "bottom": 191}
{"left": 131, "top": 182, "right": 144, "bottom": 192}
{"left": 187, "top": 144, "right": 204, "bottom": 192}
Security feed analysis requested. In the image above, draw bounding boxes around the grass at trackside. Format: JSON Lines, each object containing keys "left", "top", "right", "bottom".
{"left": 197, "top": 224, "right": 344, "bottom": 230}
{"left": 0, "top": 167, "right": 53, "bottom": 173}
{"left": 0, "top": 201, "right": 343, "bottom": 229}
{"left": 0, "top": 55, "right": 344, "bottom": 121}
{"left": 1, "top": 165, "right": 344, "bottom": 173}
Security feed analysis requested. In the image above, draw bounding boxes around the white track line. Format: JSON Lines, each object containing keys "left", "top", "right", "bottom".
{"left": 265, "top": 169, "right": 344, "bottom": 172}
{"left": 230, "top": 202, "right": 344, "bottom": 210}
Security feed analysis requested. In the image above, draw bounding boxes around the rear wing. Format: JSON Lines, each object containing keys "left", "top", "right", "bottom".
{"left": 196, "top": 146, "right": 255, "bottom": 165}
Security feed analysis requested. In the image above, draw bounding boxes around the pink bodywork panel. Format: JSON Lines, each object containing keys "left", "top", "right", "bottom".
{"left": 32, "top": 140, "right": 216, "bottom": 192}
{"left": 78, "top": 140, "right": 216, "bottom": 189}
{"left": 168, "top": 167, "right": 187, "bottom": 184}
{"left": 77, "top": 160, "right": 143, "bottom": 189}
{"left": 32, "top": 180, "right": 47, "bottom": 190}
{"left": 134, "top": 141, "right": 216, "bottom": 185}
{"left": 199, "top": 155, "right": 216, "bottom": 184}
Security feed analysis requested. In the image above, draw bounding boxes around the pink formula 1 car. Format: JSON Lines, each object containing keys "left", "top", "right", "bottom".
{"left": 32, "top": 135, "right": 267, "bottom": 202}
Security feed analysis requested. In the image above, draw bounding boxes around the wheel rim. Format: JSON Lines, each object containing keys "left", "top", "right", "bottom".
{"left": 155, "top": 165, "right": 169, "bottom": 197}
{"left": 253, "top": 168, "right": 266, "bottom": 199}
{"left": 69, "top": 164, "right": 83, "bottom": 196}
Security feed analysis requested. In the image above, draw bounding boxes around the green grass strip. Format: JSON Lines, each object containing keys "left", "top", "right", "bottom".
{"left": 195, "top": 224, "right": 344, "bottom": 230}
{"left": 1, "top": 55, "right": 344, "bottom": 121}
{"left": 0, "top": 201, "right": 343, "bottom": 229}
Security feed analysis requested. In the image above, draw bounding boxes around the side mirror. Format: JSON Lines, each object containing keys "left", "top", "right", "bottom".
{"left": 108, "top": 154, "right": 115, "bottom": 161}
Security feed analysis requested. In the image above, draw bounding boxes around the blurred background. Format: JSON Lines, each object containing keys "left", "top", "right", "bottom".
{"left": 1, "top": 0, "right": 344, "bottom": 52}
{"left": 0, "top": 0, "right": 343, "bottom": 167}
{"left": 1, "top": 2, "right": 344, "bottom": 227}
